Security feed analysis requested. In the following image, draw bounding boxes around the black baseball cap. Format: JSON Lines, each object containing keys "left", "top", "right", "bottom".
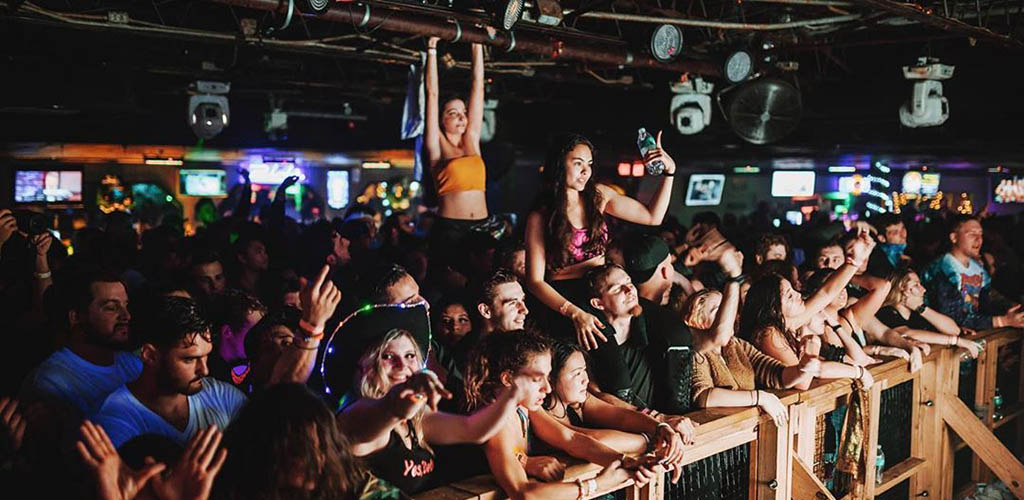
{"left": 623, "top": 235, "right": 671, "bottom": 284}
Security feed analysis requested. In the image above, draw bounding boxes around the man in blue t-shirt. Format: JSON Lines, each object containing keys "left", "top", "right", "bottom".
{"left": 922, "top": 215, "right": 1024, "bottom": 330}
{"left": 21, "top": 272, "right": 141, "bottom": 417}
{"left": 92, "top": 296, "right": 247, "bottom": 448}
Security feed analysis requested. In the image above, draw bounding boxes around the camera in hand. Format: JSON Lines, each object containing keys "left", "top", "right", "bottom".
{"left": 14, "top": 210, "right": 49, "bottom": 236}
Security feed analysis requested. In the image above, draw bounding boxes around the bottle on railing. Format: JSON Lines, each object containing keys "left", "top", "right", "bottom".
{"left": 963, "top": 339, "right": 987, "bottom": 361}
{"left": 974, "top": 403, "right": 988, "bottom": 421}
{"left": 992, "top": 387, "right": 1004, "bottom": 422}
{"left": 875, "top": 445, "right": 885, "bottom": 485}
{"left": 637, "top": 128, "right": 665, "bottom": 176}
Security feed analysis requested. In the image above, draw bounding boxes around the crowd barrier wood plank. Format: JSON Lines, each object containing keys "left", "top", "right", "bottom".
{"left": 414, "top": 328, "right": 1024, "bottom": 500}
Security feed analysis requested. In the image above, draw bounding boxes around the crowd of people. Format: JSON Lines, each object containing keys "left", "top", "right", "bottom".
{"left": 1, "top": 41, "right": 1023, "bottom": 500}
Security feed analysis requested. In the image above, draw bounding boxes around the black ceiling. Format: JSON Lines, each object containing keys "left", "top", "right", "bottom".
{"left": 2, "top": 0, "right": 1024, "bottom": 159}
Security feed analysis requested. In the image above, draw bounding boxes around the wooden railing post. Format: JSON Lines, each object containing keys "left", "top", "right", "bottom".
{"left": 916, "top": 347, "right": 950, "bottom": 499}
{"left": 754, "top": 415, "right": 791, "bottom": 500}
{"left": 414, "top": 329, "right": 1022, "bottom": 500}
{"left": 940, "top": 393, "right": 1024, "bottom": 498}
{"left": 862, "top": 382, "right": 883, "bottom": 500}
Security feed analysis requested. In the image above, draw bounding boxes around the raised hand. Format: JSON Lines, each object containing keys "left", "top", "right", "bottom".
{"left": 236, "top": 168, "right": 250, "bottom": 183}
{"left": 524, "top": 455, "right": 565, "bottom": 482}
{"left": 279, "top": 175, "right": 300, "bottom": 190}
{"left": 847, "top": 227, "right": 876, "bottom": 265}
{"left": 642, "top": 131, "right": 676, "bottom": 175}
{"left": 387, "top": 370, "right": 452, "bottom": 417}
{"left": 300, "top": 265, "right": 342, "bottom": 333}
{"left": 682, "top": 246, "right": 706, "bottom": 267}
{"left": 427, "top": 36, "right": 441, "bottom": 49}
{"left": 76, "top": 420, "right": 166, "bottom": 500}
{"left": 31, "top": 232, "right": 53, "bottom": 258}
{"left": 0, "top": 397, "right": 26, "bottom": 455}
{"left": 718, "top": 249, "right": 743, "bottom": 277}
{"left": 0, "top": 209, "right": 17, "bottom": 249}
{"left": 150, "top": 426, "right": 227, "bottom": 500}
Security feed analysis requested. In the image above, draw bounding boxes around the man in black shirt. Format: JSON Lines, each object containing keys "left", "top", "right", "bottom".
{"left": 585, "top": 259, "right": 692, "bottom": 413}
{"left": 622, "top": 235, "right": 694, "bottom": 414}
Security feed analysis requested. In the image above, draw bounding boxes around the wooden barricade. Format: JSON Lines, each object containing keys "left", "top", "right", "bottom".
{"left": 415, "top": 328, "right": 1024, "bottom": 500}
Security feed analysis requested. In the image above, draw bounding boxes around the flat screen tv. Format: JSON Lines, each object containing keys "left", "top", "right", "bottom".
{"left": 994, "top": 174, "right": 1023, "bottom": 204}
{"left": 771, "top": 171, "right": 815, "bottom": 197}
{"left": 180, "top": 169, "right": 227, "bottom": 197}
{"left": 921, "top": 173, "right": 941, "bottom": 195}
{"left": 684, "top": 174, "right": 725, "bottom": 206}
{"left": 327, "top": 170, "right": 350, "bottom": 209}
{"left": 14, "top": 169, "right": 83, "bottom": 203}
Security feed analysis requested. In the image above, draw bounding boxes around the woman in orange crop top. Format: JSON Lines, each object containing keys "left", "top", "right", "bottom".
{"left": 425, "top": 36, "right": 491, "bottom": 217}
{"left": 525, "top": 133, "right": 678, "bottom": 350}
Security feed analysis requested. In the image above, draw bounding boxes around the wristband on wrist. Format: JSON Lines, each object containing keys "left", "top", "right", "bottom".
{"left": 34, "top": 271, "right": 52, "bottom": 280}
{"left": 754, "top": 390, "right": 760, "bottom": 406}
{"left": 587, "top": 478, "right": 598, "bottom": 496}
{"left": 299, "top": 318, "right": 324, "bottom": 338}
{"left": 663, "top": 171, "right": 674, "bottom": 177}
{"left": 913, "top": 303, "right": 927, "bottom": 315}
{"left": 726, "top": 274, "right": 746, "bottom": 284}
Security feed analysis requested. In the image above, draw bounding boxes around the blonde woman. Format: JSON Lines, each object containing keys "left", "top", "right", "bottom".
{"left": 877, "top": 267, "right": 982, "bottom": 358}
{"left": 337, "top": 329, "right": 525, "bottom": 494}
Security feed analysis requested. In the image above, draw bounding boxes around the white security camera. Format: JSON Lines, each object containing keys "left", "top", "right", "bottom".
{"left": 899, "top": 80, "right": 949, "bottom": 128}
{"left": 187, "top": 81, "right": 231, "bottom": 139}
{"left": 898, "top": 58, "right": 953, "bottom": 128}
{"left": 669, "top": 77, "right": 714, "bottom": 135}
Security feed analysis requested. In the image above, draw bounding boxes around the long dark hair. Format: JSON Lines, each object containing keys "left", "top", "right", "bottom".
{"left": 738, "top": 274, "right": 791, "bottom": 348}
{"left": 543, "top": 340, "right": 588, "bottom": 411}
{"left": 463, "top": 329, "right": 551, "bottom": 412}
{"left": 535, "top": 134, "right": 604, "bottom": 269}
{"left": 218, "top": 384, "right": 364, "bottom": 500}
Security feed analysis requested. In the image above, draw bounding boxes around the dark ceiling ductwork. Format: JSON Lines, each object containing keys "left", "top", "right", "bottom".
{"left": 207, "top": 0, "right": 722, "bottom": 76}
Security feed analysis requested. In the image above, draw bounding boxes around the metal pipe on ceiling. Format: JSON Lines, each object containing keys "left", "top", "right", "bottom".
{"left": 576, "top": 11, "right": 863, "bottom": 29}
{"left": 207, "top": 0, "right": 721, "bottom": 76}
{"left": 846, "top": 0, "right": 1024, "bottom": 49}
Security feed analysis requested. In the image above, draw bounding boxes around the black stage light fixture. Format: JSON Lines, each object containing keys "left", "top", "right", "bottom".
{"left": 649, "top": 24, "right": 683, "bottom": 63}
{"left": 723, "top": 49, "right": 754, "bottom": 83}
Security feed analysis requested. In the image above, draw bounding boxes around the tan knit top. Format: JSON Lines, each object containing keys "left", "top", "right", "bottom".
{"left": 691, "top": 337, "right": 786, "bottom": 401}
